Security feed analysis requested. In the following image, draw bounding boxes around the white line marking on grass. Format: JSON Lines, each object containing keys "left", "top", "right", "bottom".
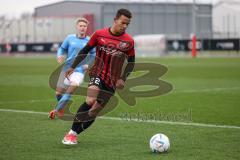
{"left": 0, "top": 108, "right": 240, "bottom": 130}
{"left": 0, "top": 108, "right": 48, "bottom": 115}
{"left": 99, "top": 116, "right": 240, "bottom": 130}
{"left": 175, "top": 87, "right": 240, "bottom": 93}
{"left": 0, "top": 99, "right": 55, "bottom": 104}
{"left": 1, "top": 86, "right": 239, "bottom": 105}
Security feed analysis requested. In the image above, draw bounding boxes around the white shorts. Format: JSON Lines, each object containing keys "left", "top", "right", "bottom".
{"left": 57, "top": 70, "right": 84, "bottom": 88}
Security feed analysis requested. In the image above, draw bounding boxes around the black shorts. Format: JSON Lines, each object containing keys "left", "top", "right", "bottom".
{"left": 88, "top": 76, "right": 115, "bottom": 106}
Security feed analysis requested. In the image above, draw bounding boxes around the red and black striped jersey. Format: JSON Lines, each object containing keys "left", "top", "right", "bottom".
{"left": 87, "top": 27, "right": 135, "bottom": 88}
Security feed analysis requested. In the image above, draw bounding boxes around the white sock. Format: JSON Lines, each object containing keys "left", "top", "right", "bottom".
{"left": 68, "top": 129, "right": 77, "bottom": 136}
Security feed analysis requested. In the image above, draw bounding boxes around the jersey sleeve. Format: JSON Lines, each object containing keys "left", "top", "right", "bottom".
{"left": 127, "top": 40, "right": 135, "bottom": 57}
{"left": 87, "top": 31, "right": 98, "bottom": 47}
{"left": 57, "top": 36, "right": 69, "bottom": 57}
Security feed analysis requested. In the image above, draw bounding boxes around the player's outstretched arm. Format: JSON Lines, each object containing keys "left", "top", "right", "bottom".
{"left": 71, "top": 44, "right": 94, "bottom": 69}
{"left": 116, "top": 55, "right": 135, "bottom": 89}
{"left": 57, "top": 36, "right": 69, "bottom": 64}
{"left": 121, "top": 55, "right": 135, "bottom": 81}
{"left": 65, "top": 44, "right": 94, "bottom": 79}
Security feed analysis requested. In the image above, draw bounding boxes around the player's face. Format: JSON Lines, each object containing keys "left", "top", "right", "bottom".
{"left": 76, "top": 21, "right": 88, "bottom": 36}
{"left": 114, "top": 15, "right": 131, "bottom": 34}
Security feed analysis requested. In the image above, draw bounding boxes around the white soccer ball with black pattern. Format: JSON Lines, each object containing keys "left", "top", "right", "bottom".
{"left": 149, "top": 133, "right": 170, "bottom": 153}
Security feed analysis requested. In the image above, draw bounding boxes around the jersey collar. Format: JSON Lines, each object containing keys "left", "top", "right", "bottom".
{"left": 108, "top": 27, "right": 125, "bottom": 37}
{"left": 76, "top": 34, "right": 87, "bottom": 39}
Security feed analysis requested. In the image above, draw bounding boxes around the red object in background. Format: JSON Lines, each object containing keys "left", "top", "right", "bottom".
{"left": 191, "top": 34, "right": 197, "bottom": 58}
{"left": 83, "top": 14, "right": 94, "bottom": 36}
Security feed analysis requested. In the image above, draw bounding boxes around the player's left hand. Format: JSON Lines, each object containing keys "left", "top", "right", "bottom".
{"left": 82, "top": 64, "right": 89, "bottom": 70}
{"left": 116, "top": 79, "right": 125, "bottom": 89}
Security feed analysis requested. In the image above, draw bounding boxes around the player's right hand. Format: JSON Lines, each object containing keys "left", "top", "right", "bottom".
{"left": 116, "top": 79, "right": 125, "bottom": 89}
{"left": 57, "top": 56, "right": 65, "bottom": 64}
{"left": 65, "top": 68, "right": 74, "bottom": 80}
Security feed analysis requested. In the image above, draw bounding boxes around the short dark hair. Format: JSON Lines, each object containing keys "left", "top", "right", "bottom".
{"left": 115, "top": 8, "right": 132, "bottom": 19}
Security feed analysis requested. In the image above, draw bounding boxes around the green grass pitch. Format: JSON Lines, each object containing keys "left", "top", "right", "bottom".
{"left": 0, "top": 55, "right": 240, "bottom": 160}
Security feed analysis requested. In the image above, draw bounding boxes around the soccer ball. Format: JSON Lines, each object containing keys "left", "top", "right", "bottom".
{"left": 149, "top": 133, "right": 170, "bottom": 153}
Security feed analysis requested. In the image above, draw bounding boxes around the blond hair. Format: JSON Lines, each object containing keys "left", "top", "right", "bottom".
{"left": 76, "top": 17, "right": 89, "bottom": 25}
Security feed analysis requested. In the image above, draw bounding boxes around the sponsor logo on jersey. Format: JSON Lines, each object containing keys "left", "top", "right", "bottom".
{"left": 100, "top": 46, "right": 124, "bottom": 55}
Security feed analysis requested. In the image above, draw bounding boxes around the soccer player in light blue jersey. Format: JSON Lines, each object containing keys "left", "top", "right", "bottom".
{"left": 49, "top": 17, "right": 95, "bottom": 119}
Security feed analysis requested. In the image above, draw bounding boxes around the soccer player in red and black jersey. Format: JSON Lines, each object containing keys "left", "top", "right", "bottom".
{"left": 62, "top": 8, "right": 135, "bottom": 145}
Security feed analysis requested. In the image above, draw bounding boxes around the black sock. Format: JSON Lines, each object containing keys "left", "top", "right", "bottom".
{"left": 71, "top": 102, "right": 96, "bottom": 134}
{"left": 56, "top": 94, "right": 62, "bottom": 101}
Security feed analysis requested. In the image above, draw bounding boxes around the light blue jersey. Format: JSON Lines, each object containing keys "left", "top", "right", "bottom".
{"left": 57, "top": 34, "right": 95, "bottom": 73}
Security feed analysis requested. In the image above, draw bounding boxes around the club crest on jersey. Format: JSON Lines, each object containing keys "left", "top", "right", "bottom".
{"left": 118, "top": 42, "right": 130, "bottom": 51}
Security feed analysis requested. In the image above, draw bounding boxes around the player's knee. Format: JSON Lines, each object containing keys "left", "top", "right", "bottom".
{"left": 88, "top": 107, "right": 102, "bottom": 117}
{"left": 88, "top": 110, "right": 97, "bottom": 117}
{"left": 88, "top": 102, "right": 104, "bottom": 117}
{"left": 86, "top": 97, "right": 96, "bottom": 106}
